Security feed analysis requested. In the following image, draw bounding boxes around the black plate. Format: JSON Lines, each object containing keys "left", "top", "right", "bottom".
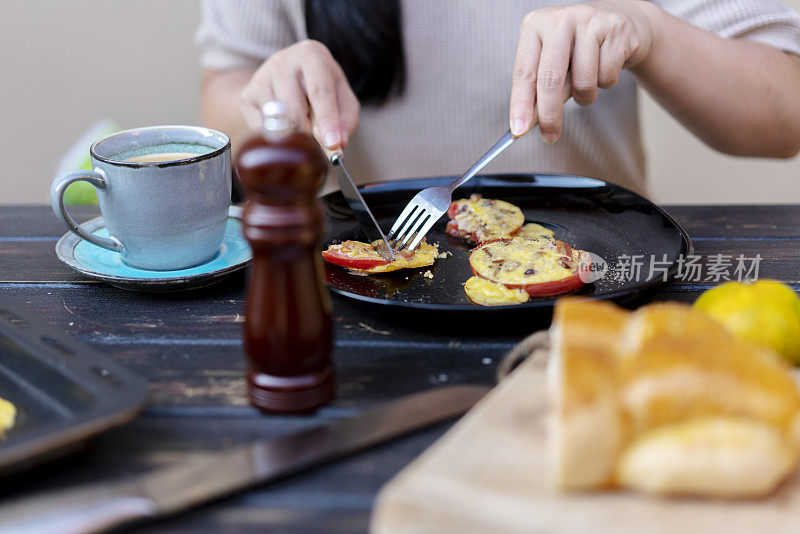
{"left": 0, "top": 297, "right": 148, "bottom": 474}
{"left": 322, "top": 174, "right": 692, "bottom": 312}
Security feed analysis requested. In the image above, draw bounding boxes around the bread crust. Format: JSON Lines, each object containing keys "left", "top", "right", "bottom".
{"left": 548, "top": 299, "right": 800, "bottom": 498}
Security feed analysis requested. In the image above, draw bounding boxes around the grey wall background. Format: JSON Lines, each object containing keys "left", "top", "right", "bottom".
{"left": 1, "top": 0, "right": 798, "bottom": 205}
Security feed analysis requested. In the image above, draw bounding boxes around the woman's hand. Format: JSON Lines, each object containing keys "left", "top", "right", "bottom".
{"left": 510, "top": 0, "right": 657, "bottom": 143}
{"left": 241, "top": 39, "right": 360, "bottom": 150}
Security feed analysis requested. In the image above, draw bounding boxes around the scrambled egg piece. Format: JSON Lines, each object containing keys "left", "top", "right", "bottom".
{"left": 464, "top": 276, "right": 529, "bottom": 306}
{"left": 0, "top": 397, "right": 16, "bottom": 436}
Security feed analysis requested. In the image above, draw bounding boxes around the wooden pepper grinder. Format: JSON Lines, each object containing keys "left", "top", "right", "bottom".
{"left": 236, "top": 101, "right": 334, "bottom": 414}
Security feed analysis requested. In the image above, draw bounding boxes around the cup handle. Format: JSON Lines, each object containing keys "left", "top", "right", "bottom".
{"left": 50, "top": 170, "right": 123, "bottom": 252}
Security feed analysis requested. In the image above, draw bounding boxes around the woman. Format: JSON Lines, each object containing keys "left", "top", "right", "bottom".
{"left": 196, "top": 0, "right": 800, "bottom": 196}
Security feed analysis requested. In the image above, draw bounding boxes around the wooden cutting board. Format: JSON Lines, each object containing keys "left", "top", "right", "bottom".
{"left": 370, "top": 354, "right": 800, "bottom": 534}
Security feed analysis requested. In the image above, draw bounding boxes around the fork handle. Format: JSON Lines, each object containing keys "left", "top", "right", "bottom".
{"left": 448, "top": 80, "right": 573, "bottom": 192}
{"left": 447, "top": 130, "right": 517, "bottom": 191}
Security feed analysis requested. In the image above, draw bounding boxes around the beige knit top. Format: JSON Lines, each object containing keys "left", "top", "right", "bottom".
{"left": 196, "top": 0, "right": 800, "bottom": 197}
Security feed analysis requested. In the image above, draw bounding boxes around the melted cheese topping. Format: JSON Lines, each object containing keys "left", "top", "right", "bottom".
{"left": 449, "top": 195, "right": 524, "bottom": 243}
{"left": 464, "top": 276, "right": 529, "bottom": 306}
{"left": 470, "top": 237, "right": 586, "bottom": 285}
{"left": 353, "top": 241, "right": 439, "bottom": 274}
{"left": 332, "top": 241, "right": 386, "bottom": 261}
{"left": 517, "top": 222, "right": 555, "bottom": 240}
{"left": 0, "top": 397, "right": 16, "bottom": 436}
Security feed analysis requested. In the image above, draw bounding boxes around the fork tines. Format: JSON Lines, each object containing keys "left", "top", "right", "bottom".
{"left": 387, "top": 201, "right": 441, "bottom": 252}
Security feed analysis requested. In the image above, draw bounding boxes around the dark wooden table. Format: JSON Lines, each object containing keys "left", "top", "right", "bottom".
{"left": 1, "top": 204, "right": 799, "bottom": 533}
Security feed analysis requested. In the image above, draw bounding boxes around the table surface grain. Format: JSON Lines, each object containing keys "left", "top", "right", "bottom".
{"left": 1, "top": 204, "right": 799, "bottom": 533}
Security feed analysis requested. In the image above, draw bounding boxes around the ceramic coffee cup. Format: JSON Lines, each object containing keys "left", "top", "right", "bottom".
{"left": 51, "top": 126, "right": 231, "bottom": 270}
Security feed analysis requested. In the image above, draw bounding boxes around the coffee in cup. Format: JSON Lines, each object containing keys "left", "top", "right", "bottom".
{"left": 123, "top": 152, "right": 204, "bottom": 164}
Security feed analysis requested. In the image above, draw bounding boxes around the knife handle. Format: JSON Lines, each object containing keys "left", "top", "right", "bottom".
{"left": 319, "top": 144, "right": 342, "bottom": 165}
{"left": 0, "top": 484, "right": 155, "bottom": 534}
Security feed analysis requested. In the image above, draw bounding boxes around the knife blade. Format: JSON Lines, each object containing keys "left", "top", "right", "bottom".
{"left": 330, "top": 152, "right": 395, "bottom": 262}
{"left": 0, "top": 385, "right": 488, "bottom": 534}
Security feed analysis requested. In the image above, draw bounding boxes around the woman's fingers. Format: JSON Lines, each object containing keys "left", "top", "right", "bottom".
{"left": 302, "top": 57, "right": 345, "bottom": 149}
{"left": 238, "top": 39, "right": 361, "bottom": 148}
{"left": 510, "top": 16, "right": 543, "bottom": 136}
{"left": 536, "top": 23, "right": 574, "bottom": 143}
{"left": 337, "top": 78, "right": 360, "bottom": 146}
{"left": 271, "top": 70, "right": 311, "bottom": 133}
{"left": 571, "top": 31, "right": 600, "bottom": 106}
{"left": 598, "top": 38, "right": 627, "bottom": 88}
{"left": 511, "top": 3, "right": 654, "bottom": 142}
{"left": 241, "top": 80, "right": 275, "bottom": 131}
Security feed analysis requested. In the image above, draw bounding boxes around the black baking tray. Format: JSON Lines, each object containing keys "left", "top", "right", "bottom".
{"left": 322, "top": 174, "right": 693, "bottom": 322}
{"left": 0, "top": 296, "right": 148, "bottom": 474}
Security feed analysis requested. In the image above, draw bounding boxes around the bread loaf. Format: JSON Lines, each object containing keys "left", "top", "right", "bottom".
{"left": 548, "top": 299, "right": 800, "bottom": 497}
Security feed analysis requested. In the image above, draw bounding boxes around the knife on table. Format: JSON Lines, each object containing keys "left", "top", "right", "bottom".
{"left": 329, "top": 151, "right": 396, "bottom": 262}
{"left": 0, "top": 385, "right": 488, "bottom": 534}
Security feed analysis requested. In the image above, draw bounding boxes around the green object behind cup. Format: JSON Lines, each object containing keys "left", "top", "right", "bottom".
{"left": 63, "top": 180, "right": 99, "bottom": 206}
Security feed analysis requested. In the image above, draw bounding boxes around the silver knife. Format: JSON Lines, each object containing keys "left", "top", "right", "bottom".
{"left": 330, "top": 152, "right": 395, "bottom": 262}
{"left": 0, "top": 385, "right": 488, "bottom": 534}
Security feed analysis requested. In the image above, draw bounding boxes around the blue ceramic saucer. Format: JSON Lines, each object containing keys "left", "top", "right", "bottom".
{"left": 55, "top": 206, "right": 252, "bottom": 291}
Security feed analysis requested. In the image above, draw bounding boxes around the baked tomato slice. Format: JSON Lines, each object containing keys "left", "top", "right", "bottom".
{"left": 321, "top": 241, "right": 389, "bottom": 270}
{"left": 519, "top": 272, "right": 585, "bottom": 297}
{"left": 468, "top": 237, "right": 590, "bottom": 298}
{"left": 445, "top": 194, "right": 524, "bottom": 244}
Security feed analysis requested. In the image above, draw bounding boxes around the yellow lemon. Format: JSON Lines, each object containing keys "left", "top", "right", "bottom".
{"left": 694, "top": 280, "right": 800, "bottom": 365}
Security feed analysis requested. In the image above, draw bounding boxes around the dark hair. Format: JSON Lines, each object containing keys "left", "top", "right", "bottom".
{"left": 304, "top": 0, "right": 405, "bottom": 104}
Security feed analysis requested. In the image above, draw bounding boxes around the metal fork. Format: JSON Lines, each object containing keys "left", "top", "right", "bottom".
{"left": 387, "top": 130, "right": 518, "bottom": 251}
